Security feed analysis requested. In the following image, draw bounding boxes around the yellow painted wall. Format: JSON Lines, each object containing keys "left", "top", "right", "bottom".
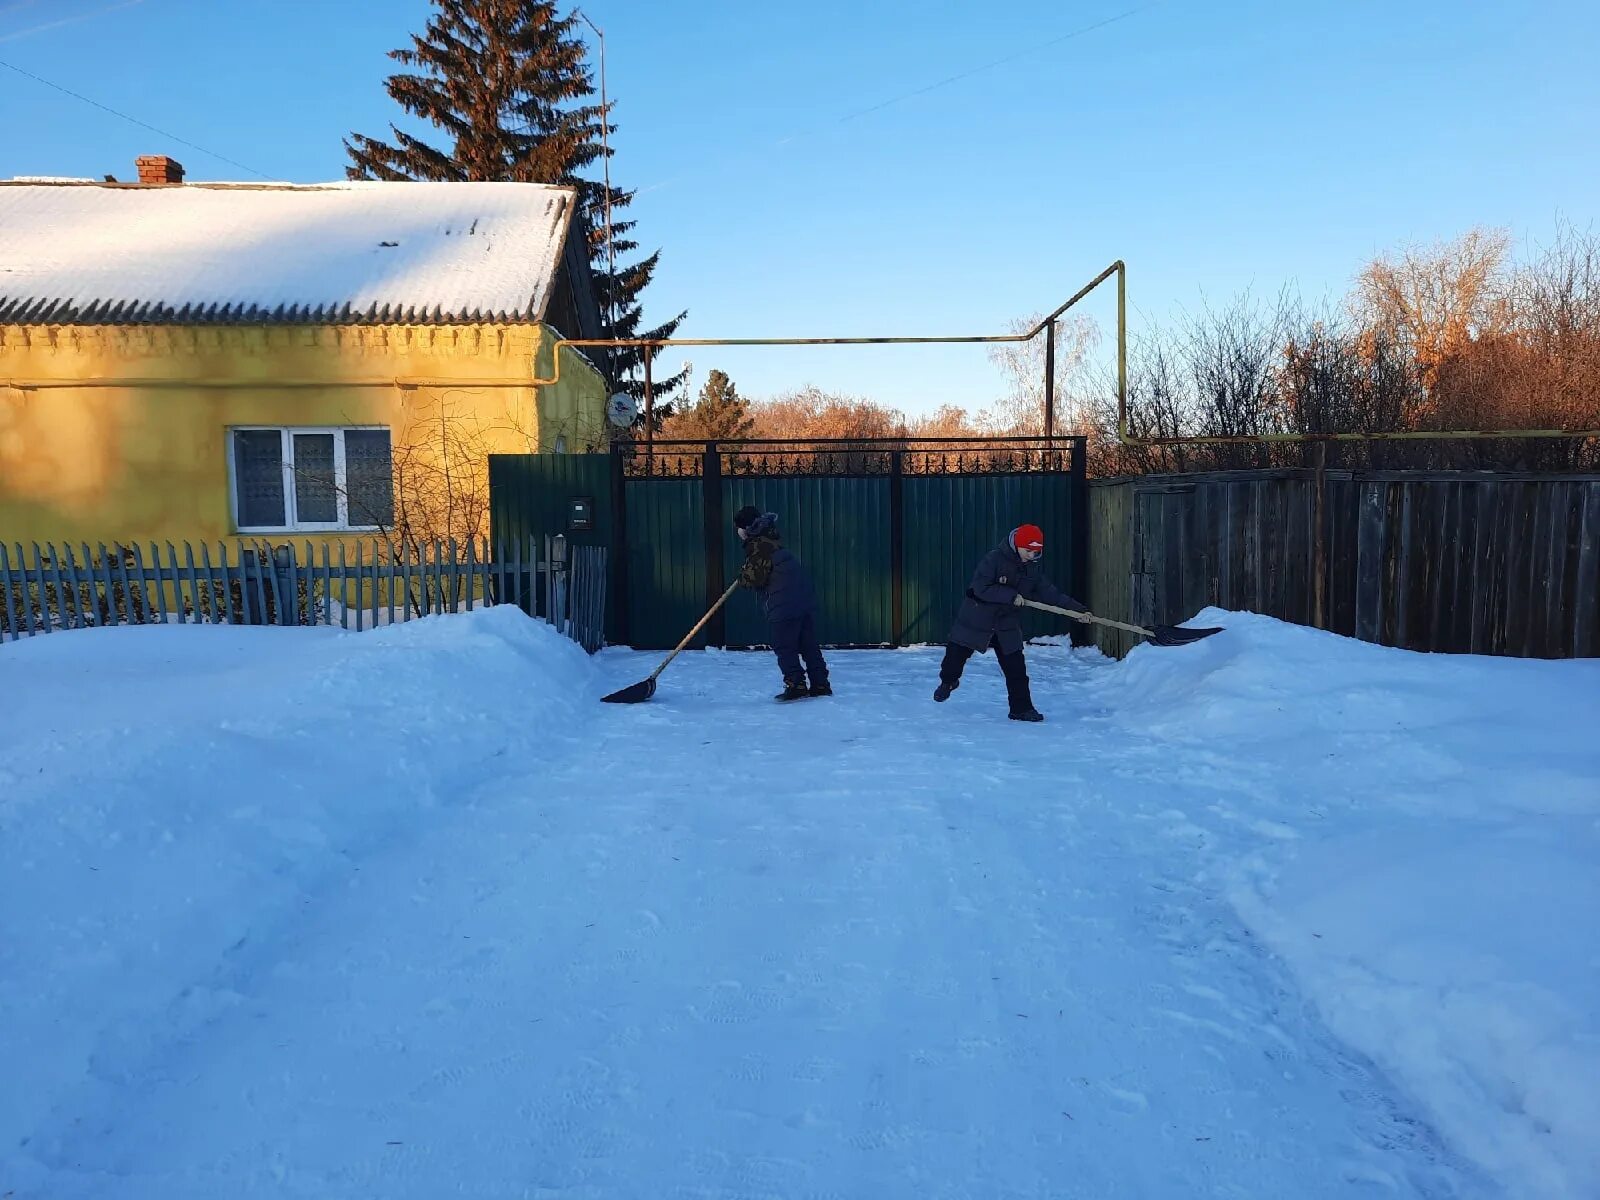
{"left": 0, "top": 322, "right": 607, "bottom": 548}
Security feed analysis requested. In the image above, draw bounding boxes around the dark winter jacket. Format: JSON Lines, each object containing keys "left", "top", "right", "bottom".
{"left": 737, "top": 524, "right": 817, "bottom": 623}
{"left": 947, "top": 537, "right": 1085, "bottom": 655}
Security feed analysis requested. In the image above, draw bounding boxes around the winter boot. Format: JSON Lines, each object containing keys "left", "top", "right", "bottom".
{"left": 808, "top": 678, "right": 833, "bottom": 697}
{"left": 933, "top": 679, "right": 958, "bottom": 703}
{"left": 776, "top": 675, "right": 811, "bottom": 702}
{"left": 998, "top": 650, "right": 1039, "bottom": 722}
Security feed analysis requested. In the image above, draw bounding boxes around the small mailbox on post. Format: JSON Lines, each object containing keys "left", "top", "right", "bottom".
{"left": 568, "top": 496, "right": 594, "bottom": 532}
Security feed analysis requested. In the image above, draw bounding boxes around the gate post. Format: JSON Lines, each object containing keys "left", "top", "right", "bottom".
{"left": 609, "top": 440, "right": 630, "bottom": 646}
{"left": 702, "top": 440, "right": 726, "bottom": 647}
{"left": 1070, "top": 436, "right": 1091, "bottom": 647}
{"left": 890, "top": 449, "right": 905, "bottom": 646}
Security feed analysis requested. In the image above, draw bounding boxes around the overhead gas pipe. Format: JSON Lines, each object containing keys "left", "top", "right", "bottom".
{"left": 530, "top": 262, "right": 1127, "bottom": 456}
{"left": 536, "top": 257, "right": 1599, "bottom": 451}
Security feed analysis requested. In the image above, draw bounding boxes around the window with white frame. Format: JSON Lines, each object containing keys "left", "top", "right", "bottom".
{"left": 230, "top": 427, "right": 394, "bottom": 532}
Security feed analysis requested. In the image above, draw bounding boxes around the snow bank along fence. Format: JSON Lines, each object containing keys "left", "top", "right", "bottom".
{"left": 1088, "top": 469, "right": 1600, "bottom": 659}
{"left": 0, "top": 537, "right": 608, "bottom": 651}
{"left": 489, "top": 437, "right": 1092, "bottom": 651}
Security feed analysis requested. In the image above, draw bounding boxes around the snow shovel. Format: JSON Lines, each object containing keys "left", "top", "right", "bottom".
{"left": 602, "top": 579, "right": 742, "bottom": 703}
{"left": 1017, "top": 597, "right": 1224, "bottom": 647}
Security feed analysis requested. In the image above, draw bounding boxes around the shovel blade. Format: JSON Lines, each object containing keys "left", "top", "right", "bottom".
{"left": 601, "top": 677, "right": 657, "bottom": 704}
{"left": 1149, "top": 623, "right": 1224, "bottom": 647}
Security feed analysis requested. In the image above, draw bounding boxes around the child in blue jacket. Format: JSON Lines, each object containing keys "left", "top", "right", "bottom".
{"left": 734, "top": 505, "right": 830, "bottom": 701}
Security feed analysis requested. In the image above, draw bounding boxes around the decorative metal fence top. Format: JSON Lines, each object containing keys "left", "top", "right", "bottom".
{"left": 618, "top": 437, "right": 1087, "bottom": 479}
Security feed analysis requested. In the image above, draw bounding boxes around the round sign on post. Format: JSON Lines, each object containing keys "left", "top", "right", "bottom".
{"left": 607, "top": 392, "right": 639, "bottom": 427}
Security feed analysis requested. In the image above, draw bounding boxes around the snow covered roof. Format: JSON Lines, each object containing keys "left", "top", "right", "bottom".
{"left": 0, "top": 180, "right": 581, "bottom": 325}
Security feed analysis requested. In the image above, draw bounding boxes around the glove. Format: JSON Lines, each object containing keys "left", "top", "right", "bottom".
{"left": 1012, "top": 594, "right": 1025, "bottom": 607}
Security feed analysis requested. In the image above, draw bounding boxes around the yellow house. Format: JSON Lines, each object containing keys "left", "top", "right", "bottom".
{"left": 0, "top": 159, "right": 609, "bottom": 549}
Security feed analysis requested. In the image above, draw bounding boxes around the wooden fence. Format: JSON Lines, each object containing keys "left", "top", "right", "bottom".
{"left": 1088, "top": 470, "right": 1600, "bottom": 659}
{"left": 0, "top": 537, "right": 608, "bottom": 653}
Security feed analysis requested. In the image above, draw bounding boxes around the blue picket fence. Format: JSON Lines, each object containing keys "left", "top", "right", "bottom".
{"left": 0, "top": 537, "right": 607, "bottom": 651}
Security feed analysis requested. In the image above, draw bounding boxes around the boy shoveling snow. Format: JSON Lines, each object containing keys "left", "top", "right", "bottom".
{"left": 934, "top": 523, "right": 1085, "bottom": 722}
{"left": 734, "top": 505, "right": 831, "bottom": 702}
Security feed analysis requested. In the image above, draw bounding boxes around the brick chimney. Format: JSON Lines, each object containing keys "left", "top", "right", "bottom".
{"left": 135, "top": 155, "right": 185, "bottom": 185}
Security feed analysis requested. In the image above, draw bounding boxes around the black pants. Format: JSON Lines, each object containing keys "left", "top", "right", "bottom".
{"left": 772, "top": 613, "right": 828, "bottom": 684}
{"left": 940, "top": 641, "right": 1034, "bottom": 713}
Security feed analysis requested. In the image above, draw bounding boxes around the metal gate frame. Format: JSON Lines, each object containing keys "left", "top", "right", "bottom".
{"left": 609, "top": 436, "right": 1089, "bottom": 650}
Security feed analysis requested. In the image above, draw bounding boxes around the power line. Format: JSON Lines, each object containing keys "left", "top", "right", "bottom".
{"left": 639, "top": 3, "right": 1157, "bottom": 195}
{"left": 838, "top": 3, "right": 1158, "bottom": 124}
{"left": 0, "top": 55, "right": 271, "bottom": 179}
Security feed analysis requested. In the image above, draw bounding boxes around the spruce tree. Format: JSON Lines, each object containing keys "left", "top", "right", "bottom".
{"left": 677, "top": 369, "right": 755, "bottom": 440}
{"left": 345, "top": 0, "right": 685, "bottom": 406}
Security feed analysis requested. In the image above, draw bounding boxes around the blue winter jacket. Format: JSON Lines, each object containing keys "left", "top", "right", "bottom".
{"left": 948, "top": 536, "right": 1084, "bottom": 655}
{"left": 737, "top": 519, "right": 817, "bottom": 623}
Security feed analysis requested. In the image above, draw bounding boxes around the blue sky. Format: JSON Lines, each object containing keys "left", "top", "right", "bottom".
{"left": 3, "top": 0, "right": 1597, "bottom": 413}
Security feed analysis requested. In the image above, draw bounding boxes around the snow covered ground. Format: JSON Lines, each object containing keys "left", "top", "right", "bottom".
{"left": 1, "top": 607, "right": 1596, "bottom": 1199}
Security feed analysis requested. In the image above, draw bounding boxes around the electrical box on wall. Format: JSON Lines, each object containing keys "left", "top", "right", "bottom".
{"left": 568, "top": 496, "right": 594, "bottom": 532}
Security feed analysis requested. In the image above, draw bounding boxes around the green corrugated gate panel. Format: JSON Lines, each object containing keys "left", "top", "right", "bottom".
{"left": 489, "top": 454, "right": 612, "bottom": 554}
{"left": 624, "top": 478, "right": 707, "bottom": 650}
{"left": 489, "top": 450, "right": 1084, "bottom": 651}
{"left": 488, "top": 453, "right": 613, "bottom": 623}
{"left": 721, "top": 477, "right": 893, "bottom": 647}
{"left": 900, "top": 474, "right": 1078, "bottom": 646}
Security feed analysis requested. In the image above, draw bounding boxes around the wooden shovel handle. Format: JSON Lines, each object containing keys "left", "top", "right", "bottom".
{"left": 1016, "top": 596, "right": 1157, "bottom": 639}
{"left": 649, "top": 580, "right": 742, "bottom": 682}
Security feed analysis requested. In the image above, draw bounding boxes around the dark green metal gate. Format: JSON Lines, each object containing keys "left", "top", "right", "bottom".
{"left": 491, "top": 438, "right": 1088, "bottom": 651}
{"left": 721, "top": 475, "right": 894, "bottom": 648}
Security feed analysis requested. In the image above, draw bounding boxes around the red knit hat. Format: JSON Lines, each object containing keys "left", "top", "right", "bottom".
{"left": 1013, "top": 524, "right": 1044, "bottom": 551}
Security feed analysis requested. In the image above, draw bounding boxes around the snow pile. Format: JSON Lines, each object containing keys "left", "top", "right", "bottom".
{"left": 1096, "top": 611, "right": 1600, "bottom": 1200}
{"left": 1233, "top": 828, "right": 1600, "bottom": 1199}
{"left": 0, "top": 606, "right": 593, "bottom": 1179}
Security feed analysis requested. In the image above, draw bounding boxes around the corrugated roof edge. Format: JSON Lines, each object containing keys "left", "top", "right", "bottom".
{"left": 0, "top": 299, "right": 555, "bottom": 325}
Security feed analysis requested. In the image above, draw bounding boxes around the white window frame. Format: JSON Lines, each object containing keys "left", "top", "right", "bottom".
{"left": 228, "top": 425, "right": 392, "bottom": 534}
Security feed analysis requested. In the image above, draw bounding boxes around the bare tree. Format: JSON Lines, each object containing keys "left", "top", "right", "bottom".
{"left": 983, "top": 314, "right": 1100, "bottom": 436}
{"left": 1281, "top": 313, "right": 1425, "bottom": 469}
{"left": 750, "top": 386, "right": 910, "bottom": 441}
{"left": 1497, "top": 222, "right": 1600, "bottom": 468}
{"left": 1080, "top": 336, "right": 1194, "bottom": 476}
{"left": 1181, "top": 293, "right": 1295, "bottom": 469}
{"left": 905, "top": 403, "right": 979, "bottom": 438}
{"left": 309, "top": 390, "right": 511, "bottom": 617}
{"left": 1356, "top": 227, "right": 1512, "bottom": 397}
{"left": 388, "top": 400, "right": 499, "bottom": 552}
